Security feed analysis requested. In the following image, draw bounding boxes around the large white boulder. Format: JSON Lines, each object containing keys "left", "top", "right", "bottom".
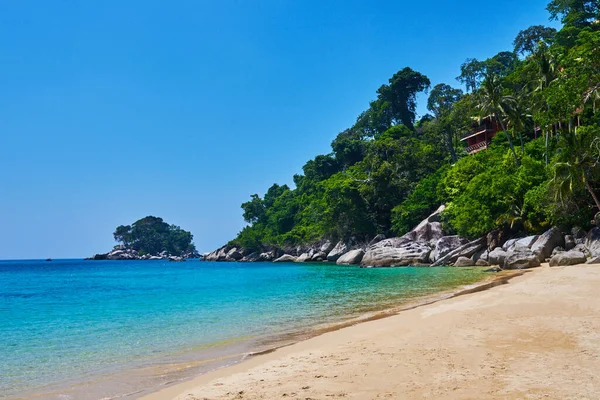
{"left": 549, "top": 250, "right": 587, "bottom": 267}
{"left": 327, "top": 241, "right": 349, "bottom": 262}
{"left": 430, "top": 236, "right": 470, "bottom": 263}
{"left": 531, "top": 227, "right": 565, "bottom": 261}
{"left": 361, "top": 238, "right": 431, "bottom": 267}
{"left": 503, "top": 249, "right": 541, "bottom": 270}
{"left": 273, "top": 254, "right": 297, "bottom": 263}
{"left": 336, "top": 249, "right": 365, "bottom": 265}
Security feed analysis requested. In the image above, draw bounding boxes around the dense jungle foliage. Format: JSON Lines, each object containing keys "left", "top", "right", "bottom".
{"left": 231, "top": 0, "right": 600, "bottom": 252}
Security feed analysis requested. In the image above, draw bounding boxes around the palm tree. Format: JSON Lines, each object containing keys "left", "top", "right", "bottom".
{"left": 476, "top": 73, "right": 520, "bottom": 165}
{"left": 552, "top": 127, "right": 600, "bottom": 212}
{"left": 532, "top": 43, "right": 557, "bottom": 165}
{"left": 507, "top": 89, "right": 532, "bottom": 155}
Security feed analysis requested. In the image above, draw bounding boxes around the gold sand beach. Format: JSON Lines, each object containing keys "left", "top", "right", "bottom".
{"left": 142, "top": 264, "right": 600, "bottom": 399}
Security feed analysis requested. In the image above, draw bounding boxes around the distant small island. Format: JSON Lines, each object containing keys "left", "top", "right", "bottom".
{"left": 86, "top": 216, "right": 199, "bottom": 261}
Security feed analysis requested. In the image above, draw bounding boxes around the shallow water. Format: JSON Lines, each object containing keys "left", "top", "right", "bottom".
{"left": 0, "top": 259, "right": 486, "bottom": 399}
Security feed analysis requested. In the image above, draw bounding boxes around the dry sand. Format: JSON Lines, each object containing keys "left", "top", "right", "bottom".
{"left": 141, "top": 264, "right": 600, "bottom": 400}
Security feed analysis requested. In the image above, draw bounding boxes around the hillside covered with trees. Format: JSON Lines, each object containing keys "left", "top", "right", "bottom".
{"left": 229, "top": 0, "right": 600, "bottom": 253}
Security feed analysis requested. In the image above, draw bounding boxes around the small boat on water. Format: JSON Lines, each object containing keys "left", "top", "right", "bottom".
{"left": 45, "top": 258, "right": 52, "bottom": 262}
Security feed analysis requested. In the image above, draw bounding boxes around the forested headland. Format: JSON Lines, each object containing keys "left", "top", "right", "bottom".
{"left": 88, "top": 216, "right": 197, "bottom": 261}
{"left": 225, "top": 1, "right": 600, "bottom": 258}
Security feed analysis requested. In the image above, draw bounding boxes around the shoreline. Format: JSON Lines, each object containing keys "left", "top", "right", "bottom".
{"left": 140, "top": 264, "right": 600, "bottom": 400}
{"left": 8, "top": 263, "right": 491, "bottom": 400}
{"left": 139, "top": 268, "right": 525, "bottom": 400}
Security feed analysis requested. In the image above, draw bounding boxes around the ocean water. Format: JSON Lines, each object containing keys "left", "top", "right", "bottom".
{"left": 0, "top": 259, "right": 487, "bottom": 399}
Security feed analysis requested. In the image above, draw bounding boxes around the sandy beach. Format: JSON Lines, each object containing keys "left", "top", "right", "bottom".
{"left": 141, "top": 264, "right": 600, "bottom": 400}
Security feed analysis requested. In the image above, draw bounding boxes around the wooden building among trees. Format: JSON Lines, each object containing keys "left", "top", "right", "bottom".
{"left": 461, "top": 116, "right": 501, "bottom": 154}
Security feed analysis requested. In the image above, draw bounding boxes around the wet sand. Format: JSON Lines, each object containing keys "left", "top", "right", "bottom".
{"left": 140, "top": 264, "right": 600, "bottom": 399}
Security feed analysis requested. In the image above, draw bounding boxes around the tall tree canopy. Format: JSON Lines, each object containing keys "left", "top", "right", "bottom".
{"left": 457, "top": 58, "right": 486, "bottom": 93}
{"left": 513, "top": 25, "right": 557, "bottom": 55}
{"left": 427, "top": 84, "right": 464, "bottom": 117}
{"left": 547, "top": 0, "right": 600, "bottom": 28}
{"left": 373, "top": 67, "right": 431, "bottom": 130}
{"left": 113, "top": 216, "right": 195, "bottom": 256}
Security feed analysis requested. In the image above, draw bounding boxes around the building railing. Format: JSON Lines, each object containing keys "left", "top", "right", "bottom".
{"left": 465, "top": 140, "right": 492, "bottom": 154}
{"left": 461, "top": 125, "right": 496, "bottom": 139}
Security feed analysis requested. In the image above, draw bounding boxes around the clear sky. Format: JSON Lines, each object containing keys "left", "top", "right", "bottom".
{"left": 0, "top": 0, "right": 559, "bottom": 259}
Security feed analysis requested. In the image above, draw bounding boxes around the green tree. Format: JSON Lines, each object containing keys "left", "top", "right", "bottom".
{"left": 457, "top": 58, "right": 486, "bottom": 93}
{"left": 427, "top": 83, "right": 464, "bottom": 161}
{"left": 476, "top": 73, "right": 521, "bottom": 165}
{"left": 547, "top": 0, "right": 600, "bottom": 29}
{"left": 513, "top": 25, "right": 557, "bottom": 55}
{"left": 552, "top": 126, "right": 600, "bottom": 211}
{"left": 485, "top": 51, "right": 519, "bottom": 77}
{"left": 374, "top": 67, "right": 431, "bottom": 130}
{"left": 113, "top": 216, "right": 195, "bottom": 255}
{"left": 113, "top": 225, "right": 132, "bottom": 247}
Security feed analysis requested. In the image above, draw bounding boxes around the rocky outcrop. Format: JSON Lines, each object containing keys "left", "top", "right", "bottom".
{"left": 430, "top": 236, "right": 470, "bottom": 263}
{"left": 488, "top": 247, "right": 508, "bottom": 266}
{"left": 296, "top": 252, "right": 313, "bottom": 263}
{"left": 501, "top": 235, "right": 538, "bottom": 252}
{"left": 361, "top": 238, "right": 431, "bottom": 267}
{"left": 503, "top": 249, "right": 541, "bottom": 270}
{"left": 368, "top": 234, "right": 386, "bottom": 247}
{"left": 401, "top": 205, "right": 445, "bottom": 246}
{"left": 431, "top": 237, "right": 486, "bottom": 267}
{"left": 258, "top": 251, "right": 278, "bottom": 261}
{"left": 572, "top": 227, "right": 587, "bottom": 240}
{"left": 108, "top": 249, "right": 138, "bottom": 260}
{"left": 515, "top": 235, "right": 539, "bottom": 249}
{"left": 319, "top": 241, "right": 335, "bottom": 254}
{"left": 86, "top": 245, "right": 197, "bottom": 261}
{"left": 336, "top": 249, "right": 365, "bottom": 265}
{"left": 565, "top": 235, "right": 575, "bottom": 251}
{"left": 472, "top": 248, "right": 489, "bottom": 263}
{"left": 531, "top": 227, "right": 565, "bottom": 261}
{"left": 549, "top": 250, "right": 587, "bottom": 267}
{"left": 572, "top": 243, "right": 590, "bottom": 256}
{"left": 585, "top": 228, "right": 600, "bottom": 257}
{"left": 502, "top": 239, "right": 519, "bottom": 252}
{"left": 476, "top": 259, "right": 490, "bottom": 266}
{"left": 273, "top": 254, "right": 297, "bottom": 263}
{"left": 241, "top": 252, "right": 260, "bottom": 262}
{"left": 454, "top": 256, "right": 475, "bottom": 267}
{"left": 327, "top": 241, "right": 350, "bottom": 262}
{"left": 486, "top": 229, "right": 507, "bottom": 251}
{"left": 311, "top": 251, "right": 327, "bottom": 261}
{"left": 226, "top": 248, "right": 243, "bottom": 261}
{"left": 586, "top": 256, "right": 600, "bottom": 264}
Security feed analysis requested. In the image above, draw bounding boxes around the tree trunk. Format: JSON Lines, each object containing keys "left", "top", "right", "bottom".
{"left": 519, "top": 132, "right": 524, "bottom": 154}
{"left": 584, "top": 179, "right": 600, "bottom": 212}
{"left": 545, "top": 129, "right": 549, "bottom": 166}
{"left": 498, "top": 117, "right": 520, "bottom": 166}
{"left": 446, "top": 131, "right": 458, "bottom": 162}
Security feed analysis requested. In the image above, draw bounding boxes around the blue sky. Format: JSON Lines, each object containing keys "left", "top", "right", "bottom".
{"left": 0, "top": 0, "right": 558, "bottom": 259}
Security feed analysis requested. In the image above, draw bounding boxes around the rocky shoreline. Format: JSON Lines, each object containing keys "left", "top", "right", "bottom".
{"left": 86, "top": 246, "right": 200, "bottom": 262}
{"left": 205, "top": 205, "right": 600, "bottom": 270}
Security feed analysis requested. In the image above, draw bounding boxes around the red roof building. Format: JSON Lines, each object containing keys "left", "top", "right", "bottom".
{"left": 461, "top": 116, "right": 501, "bottom": 155}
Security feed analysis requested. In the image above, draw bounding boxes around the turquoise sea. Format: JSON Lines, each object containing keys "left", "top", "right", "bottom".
{"left": 0, "top": 259, "right": 487, "bottom": 399}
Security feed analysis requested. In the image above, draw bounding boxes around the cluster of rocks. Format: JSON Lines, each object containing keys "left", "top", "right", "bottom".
{"left": 203, "top": 239, "right": 360, "bottom": 264}
{"left": 86, "top": 246, "right": 198, "bottom": 262}
{"left": 204, "top": 205, "right": 600, "bottom": 270}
